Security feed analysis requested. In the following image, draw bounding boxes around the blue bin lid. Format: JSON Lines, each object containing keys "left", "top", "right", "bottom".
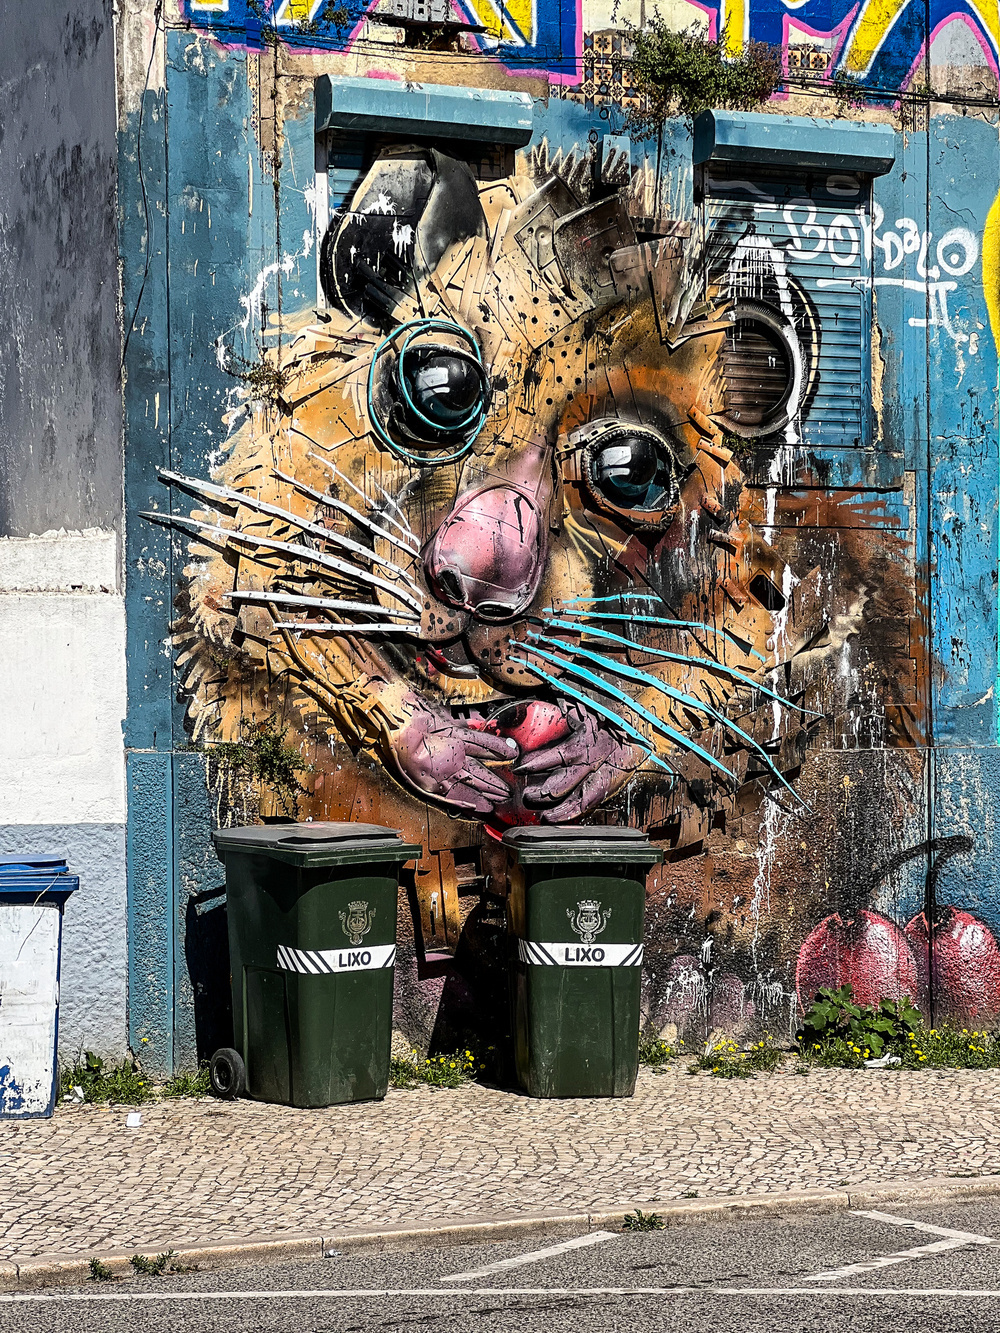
{"left": 0, "top": 855, "right": 78, "bottom": 903}
{"left": 0, "top": 854, "right": 69, "bottom": 874}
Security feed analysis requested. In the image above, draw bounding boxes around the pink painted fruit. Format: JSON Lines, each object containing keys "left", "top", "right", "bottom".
{"left": 904, "top": 907, "right": 1000, "bottom": 1023}
{"left": 795, "top": 910, "right": 919, "bottom": 1009}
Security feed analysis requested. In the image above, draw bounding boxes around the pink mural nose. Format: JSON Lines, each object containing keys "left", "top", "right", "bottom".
{"left": 425, "top": 485, "right": 544, "bottom": 621}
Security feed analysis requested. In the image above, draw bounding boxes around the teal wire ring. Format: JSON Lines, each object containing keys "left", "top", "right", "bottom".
{"left": 366, "top": 318, "right": 490, "bottom": 466}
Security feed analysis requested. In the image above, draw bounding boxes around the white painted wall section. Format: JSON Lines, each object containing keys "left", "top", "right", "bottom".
{"left": 0, "top": 529, "right": 125, "bottom": 826}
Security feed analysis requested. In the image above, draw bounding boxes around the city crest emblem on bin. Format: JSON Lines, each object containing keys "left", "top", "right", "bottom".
{"left": 567, "top": 900, "right": 611, "bottom": 945}
{"left": 340, "top": 900, "right": 375, "bottom": 946}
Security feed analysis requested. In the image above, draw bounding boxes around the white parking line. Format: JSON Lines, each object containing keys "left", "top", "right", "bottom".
{"left": 440, "top": 1230, "right": 618, "bottom": 1282}
{"left": 805, "top": 1210, "right": 997, "bottom": 1281}
{"left": 5, "top": 1286, "right": 1000, "bottom": 1302}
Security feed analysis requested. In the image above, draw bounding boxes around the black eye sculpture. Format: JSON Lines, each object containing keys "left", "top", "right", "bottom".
{"left": 583, "top": 425, "right": 680, "bottom": 524}
{"left": 368, "top": 318, "right": 491, "bottom": 465}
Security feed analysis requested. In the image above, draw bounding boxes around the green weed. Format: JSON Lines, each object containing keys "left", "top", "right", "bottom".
{"left": 691, "top": 1033, "right": 783, "bottom": 1078}
{"left": 638, "top": 1035, "right": 682, "bottom": 1067}
{"left": 88, "top": 1258, "right": 114, "bottom": 1282}
{"left": 798, "top": 986, "right": 1000, "bottom": 1069}
{"left": 161, "top": 1065, "right": 212, "bottom": 1098}
{"left": 129, "top": 1251, "right": 177, "bottom": 1277}
{"left": 389, "top": 1048, "right": 491, "bottom": 1089}
{"left": 60, "top": 1053, "right": 154, "bottom": 1106}
{"left": 623, "top": 1210, "right": 665, "bottom": 1231}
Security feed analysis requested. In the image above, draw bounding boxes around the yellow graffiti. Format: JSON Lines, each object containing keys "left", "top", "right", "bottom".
{"left": 983, "top": 187, "right": 1000, "bottom": 351}
{"left": 721, "top": 0, "right": 748, "bottom": 53}
{"left": 273, "top": 0, "right": 321, "bottom": 23}
{"left": 462, "top": 0, "right": 533, "bottom": 43}
{"left": 842, "top": 0, "right": 1000, "bottom": 75}
{"left": 841, "top": 0, "right": 910, "bottom": 74}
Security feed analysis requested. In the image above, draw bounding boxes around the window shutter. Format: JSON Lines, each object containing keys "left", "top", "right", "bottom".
{"left": 705, "top": 168, "right": 871, "bottom": 450}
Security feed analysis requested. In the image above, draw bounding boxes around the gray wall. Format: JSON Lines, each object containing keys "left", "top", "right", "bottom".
{"left": 0, "top": 0, "right": 122, "bottom": 538}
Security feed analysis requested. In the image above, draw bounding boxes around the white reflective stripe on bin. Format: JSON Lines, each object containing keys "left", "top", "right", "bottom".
{"left": 517, "top": 940, "right": 643, "bottom": 967}
{"left": 276, "top": 943, "right": 396, "bottom": 974}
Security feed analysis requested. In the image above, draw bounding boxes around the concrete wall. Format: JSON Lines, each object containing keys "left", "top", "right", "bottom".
{"left": 0, "top": 1, "right": 127, "bottom": 1063}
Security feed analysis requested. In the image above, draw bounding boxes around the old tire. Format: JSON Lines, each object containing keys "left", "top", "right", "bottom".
{"left": 209, "top": 1047, "right": 246, "bottom": 1100}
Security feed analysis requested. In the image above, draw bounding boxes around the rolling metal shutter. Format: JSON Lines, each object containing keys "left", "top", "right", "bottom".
{"left": 704, "top": 166, "right": 871, "bottom": 450}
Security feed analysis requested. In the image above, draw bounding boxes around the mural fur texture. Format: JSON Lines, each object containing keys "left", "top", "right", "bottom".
{"left": 154, "top": 140, "right": 988, "bottom": 1046}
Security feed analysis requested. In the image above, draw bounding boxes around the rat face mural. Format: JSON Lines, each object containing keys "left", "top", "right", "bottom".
{"left": 154, "top": 138, "right": 931, "bottom": 1043}
{"left": 165, "top": 144, "right": 839, "bottom": 833}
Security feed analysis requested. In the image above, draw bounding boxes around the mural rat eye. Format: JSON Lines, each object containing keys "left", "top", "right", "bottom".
{"left": 368, "top": 318, "right": 491, "bottom": 466}
{"left": 581, "top": 424, "right": 680, "bottom": 526}
{"left": 399, "top": 348, "right": 487, "bottom": 431}
{"left": 593, "top": 433, "right": 660, "bottom": 503}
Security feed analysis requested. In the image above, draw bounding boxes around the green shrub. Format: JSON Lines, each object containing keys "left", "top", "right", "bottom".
{"left": 623, "top": 19, "right": 782, "bottom": 133}
{"left": 88, "top": 1258, "right": 114, "bottom": 1282}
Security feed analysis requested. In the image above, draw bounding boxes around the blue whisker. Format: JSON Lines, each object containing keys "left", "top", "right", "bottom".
{"left": 514, "top": 640, "right": 737, "bottom": 786}
{"left": 506, "top": 654, "right": 675, "bottom": 776}
{"left": 530, "top": 633, "right": 807, "bottom": 809}
{"left": 541, "top": 618, "right": 823, "bottom": 717}
{"left": 547, "top": 610, "right": 767, "bottom": 662}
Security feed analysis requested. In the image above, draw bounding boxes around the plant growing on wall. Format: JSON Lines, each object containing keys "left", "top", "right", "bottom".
{"left": 208, "top": 717, "right": 311, "bottom": 819}
{"left": 621, "top": 19, "right": 782, "bottom": 134}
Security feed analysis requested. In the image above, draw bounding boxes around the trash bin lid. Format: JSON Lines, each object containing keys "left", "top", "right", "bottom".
{"left": 0, "top": 854, "right": 70, "bottom": 874}
{"left": 503, "top": 825, "right": 648, "bottom": 843}
{"left": 502, "top": 824, "right": 662, "bottom": 865}
{"left": 212, "top": 822, "right": 422, "bottom": 867}
{"left": 0, "top": 856, "right": 79, "bottom": 903}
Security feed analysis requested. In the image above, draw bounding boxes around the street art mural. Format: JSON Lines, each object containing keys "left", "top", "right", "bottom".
{"left": 123, "top": 0, "right": 1000, "bottom": 1063}
{"left": 145, "top": 122, "right": 1000, "bottom": 1048}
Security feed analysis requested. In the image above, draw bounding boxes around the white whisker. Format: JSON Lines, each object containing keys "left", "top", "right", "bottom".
{"left": 273, "top": 620, "right": 421, "bottom": 635}
{"left": 294, "top": 433, "right": 417, "bottom": 545}
{"left": 223, "top": 590, "right": 418, "bottom": 619}
{"left": 157, "top": 468, "right": 421, "bottom": 591}
{"left": 141, "top": 510, "right": 423, "bottom": 613}
{"left": 271, "top": 469, "right": 416, "bottom": 556}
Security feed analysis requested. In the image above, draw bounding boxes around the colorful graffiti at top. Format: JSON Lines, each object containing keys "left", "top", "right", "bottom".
{"left": 185, "top": 0, "right": 1000, "bottom": 95}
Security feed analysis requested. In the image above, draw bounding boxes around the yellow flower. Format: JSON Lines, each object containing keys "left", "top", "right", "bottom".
{"left": 141, "top": 1037, "right": 149, "bottom": 1044}
{"left": 919, "top": 1055, "right": 927, "bottom": 1061}
{"left": 449, "top": 1062, "right": 456, "bottom": 1069}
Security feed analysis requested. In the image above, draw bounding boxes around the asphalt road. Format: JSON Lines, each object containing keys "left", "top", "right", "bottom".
{"left": 8, "top": 1196, "right": 1000, "bottom": 1331}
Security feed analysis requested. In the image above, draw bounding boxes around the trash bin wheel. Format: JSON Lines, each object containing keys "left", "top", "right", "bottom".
{"left": 209, "top": 1047, "right": 246, "bottom": 1100}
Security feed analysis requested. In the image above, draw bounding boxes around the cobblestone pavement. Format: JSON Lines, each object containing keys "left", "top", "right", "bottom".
{"left": 4, "top": 1065, "right": 1000, "bottom": 1262}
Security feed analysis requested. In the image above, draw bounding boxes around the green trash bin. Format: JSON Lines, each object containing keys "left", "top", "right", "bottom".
{"left": 504, "top": 825, "right": 663, "bottom": 1099}
{"left": 211, "top": 821, "right": 421, "bottom": 1108}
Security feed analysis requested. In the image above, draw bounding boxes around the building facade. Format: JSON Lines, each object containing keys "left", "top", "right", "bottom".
{"left": 6, "top": 0, "right": 1000, "bottom": 1072}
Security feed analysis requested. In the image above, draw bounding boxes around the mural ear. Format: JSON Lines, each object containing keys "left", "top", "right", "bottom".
{"left": 320, "top": 146, "right": 486, "bottom": 324}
